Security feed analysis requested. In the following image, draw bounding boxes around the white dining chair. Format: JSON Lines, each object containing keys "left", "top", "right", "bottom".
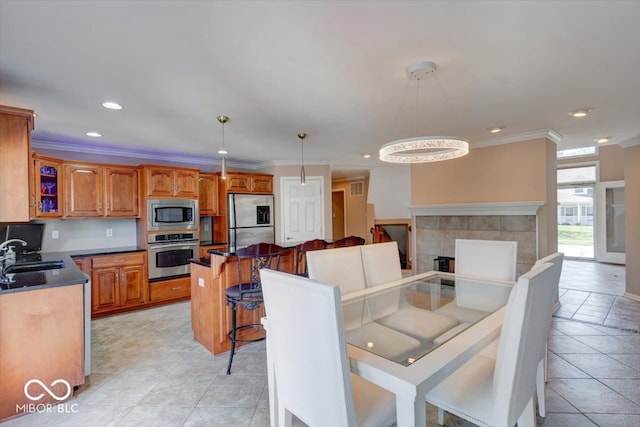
{"left": 454, "top": 239, "right": 518, "bottom": 281}
{"left": 360, "top": 241, "right": 403, "bottom": 287}
{"left": 306, "top": 245, "right": 424, "bottom": 361}
{"left": 260, "top": 269, "right": 396, "bottom": 427}
{"left": 533, "top": 252, "right": 564, "bottom": 416}
{"left": 434, "top": 239, "right": 517, "bottom": 324}
{"left": 425, "top": 261, "right": 557, "bottom": 427}
{"left": 476, "top": 251, "right": 564, "bottom": 418}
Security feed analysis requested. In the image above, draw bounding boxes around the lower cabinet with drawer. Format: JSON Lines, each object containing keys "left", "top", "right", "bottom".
{"left": 149, "top": 276, "right": 191, "bottom": 302}
{"left": 90, "top": 252, "right": 147, "bottom": 317}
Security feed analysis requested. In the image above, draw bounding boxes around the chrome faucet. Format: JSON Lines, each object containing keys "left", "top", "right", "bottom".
{"left": 0, "top": 239, "right": 27, "bottom": 264}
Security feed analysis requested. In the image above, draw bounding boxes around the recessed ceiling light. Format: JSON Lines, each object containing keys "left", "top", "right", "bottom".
{"left": 86, "top": 132, "right": 102, "bottom": 137}
{"left": 488, "top": 126, "right": 504, "bottom": 133}
{"left": 102, "top": 101, "right": 123, "bottom": 110}
{"left": 569, "top": 108, "right": 593, "bottom": 117}
{"left": 217, "top": 149, "right": 228, "bottom": 155}
{"left": 594, "top": 137, "right": 610, "bottom": 143}
{"left": 362, "top": 154, "right": 371, "bottom": 159}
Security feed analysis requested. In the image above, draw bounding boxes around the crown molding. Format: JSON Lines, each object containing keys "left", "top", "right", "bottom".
{"left": 473, "top": 129, "right": 562, "bottom": 149}
{"left": 31, "top": 139, "right": 254, "bottom": 169}
{"left": 617, "top": 136, "right": 640, "bottom": 148}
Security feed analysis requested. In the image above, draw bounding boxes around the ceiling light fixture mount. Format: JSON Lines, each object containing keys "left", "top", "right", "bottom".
{"left": 379, "top": 61, "right": 469, "bottom": 163}
{"left": 102, "top": 101, "right": 123, "bottom": 110}
{"left": 298, "top": 132, "right": 307, "bottom": 185}
{"left": 569, "top": 108, "right": 593, "bottom": 117}
{"left": 217, "top": 115, "right": 229, "bottom": 179}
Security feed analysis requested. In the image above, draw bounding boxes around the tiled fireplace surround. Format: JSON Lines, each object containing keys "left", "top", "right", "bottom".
{"left": 411, "top": 202, "right": 543, "bottom": 277}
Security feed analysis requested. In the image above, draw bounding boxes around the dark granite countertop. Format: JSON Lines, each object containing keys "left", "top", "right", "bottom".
{"left": 190, "top": 246, "right": 232, "bottom": 267}
{"left": 0, "top": 252, "right": 88, "bottom": 294}
{"left": 65, "top": 246, "right": 146, "bottom": 258}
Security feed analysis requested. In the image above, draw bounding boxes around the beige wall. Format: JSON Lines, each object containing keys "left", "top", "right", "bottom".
{"left": 624, "top": 145, "right": 640, "bottom": 298}
{"left": 411, "top": 139, "right": 550, "bottom": 204}
{"left": 411, "top": 138, "right": 557, "bottom": 257}
{"left": 261, "top": 163, "right": 333, "bottom": 243}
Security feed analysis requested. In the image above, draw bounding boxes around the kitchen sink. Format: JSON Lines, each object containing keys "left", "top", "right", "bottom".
{"left": 3, "top": 259, "right": 66, "bottom": 274}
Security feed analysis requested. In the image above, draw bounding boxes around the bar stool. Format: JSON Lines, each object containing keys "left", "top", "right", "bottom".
{"left": 294, "top": 239, "right": 327, "bottom": 276}
{"left": 226, "top": 242, "right": 283, "bottom": 374}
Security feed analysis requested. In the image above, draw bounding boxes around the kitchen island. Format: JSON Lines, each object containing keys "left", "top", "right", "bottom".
{"left": 0, "top": 252, "right": 88, "bottom": 421}
{"left": 190, "top": 247, "right": 293, "bottom": 355}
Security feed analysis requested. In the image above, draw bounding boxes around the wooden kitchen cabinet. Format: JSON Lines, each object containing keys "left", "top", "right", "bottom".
{"left": 143, "top": 166, "right": 199, "bottom": 198}
{"left": 251, "top": 174, "right": 273, "bottom": 193}
{"left": 63, "top": 162, "right": 139, "bottom": 218}
{"left": 149, "top": 276, "right": 190, "bottom": 302}
{"left": 90, "top": 252, "right": 147, "bottom": 316}
{"left": 33, "top": 154, "right": 63, "bottom": 218}
{"left": 64, "top": 163, "right": 103, "bottom": 217}
{"left": 224, "top": 172, "right": 273, "bottom": 194}
{"left": 199, "top": 172, "right": 218, "bottom": 215}
{"left": 0, "top": 105, "right": 34, "bottom": 222}
{"left": 105, "top": 166, "right": 140, "bottom": 217}
{"left": 0, "top": 285, "right": 84, "bottom": 421}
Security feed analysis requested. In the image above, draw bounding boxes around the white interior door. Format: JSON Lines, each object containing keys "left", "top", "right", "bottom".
{"left": 281, "top": 176, "right": 324, "bottom": 244}
{"left": 595, "top": 180, "right": 625, "bottom": 264}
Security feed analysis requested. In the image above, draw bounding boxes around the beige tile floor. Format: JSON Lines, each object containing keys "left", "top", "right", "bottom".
{"left": 1, "top": 259, "right": 638, "bottom": 427}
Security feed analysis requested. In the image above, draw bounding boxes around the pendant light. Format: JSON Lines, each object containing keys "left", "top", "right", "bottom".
{"left": 379, "top": 61, "right": 469, "bottom": 163}
{"left": 217, "top": 115, "right": 229, "bottom": 179}
{"left": 298, "top": 132, "right": 307, "bottom": 185}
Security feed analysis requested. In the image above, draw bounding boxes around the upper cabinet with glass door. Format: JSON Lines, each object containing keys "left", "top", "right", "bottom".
{"left": 33, "top": 154, "right": 63, "bottom": 218}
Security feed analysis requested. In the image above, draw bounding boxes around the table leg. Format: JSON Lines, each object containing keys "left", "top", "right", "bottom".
{"left": 396, "top": 394, "right": 426, "bottom": 427}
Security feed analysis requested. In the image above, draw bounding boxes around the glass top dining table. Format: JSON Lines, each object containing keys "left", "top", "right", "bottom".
{"left": 341, "top": 271, "right": 514, "bottom": 427}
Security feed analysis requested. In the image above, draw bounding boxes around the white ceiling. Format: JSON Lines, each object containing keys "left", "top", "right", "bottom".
{"left": 1, "top": 1, "right": 639, "bottom": 174}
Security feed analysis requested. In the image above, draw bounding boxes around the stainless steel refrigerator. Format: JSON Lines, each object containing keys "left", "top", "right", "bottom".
{"left": 227, "top": 193, "right": 275, "bottom": 252}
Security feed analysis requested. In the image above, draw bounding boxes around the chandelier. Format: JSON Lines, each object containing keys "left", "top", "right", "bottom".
{"left": 379, "top": 61, "right": 469, "bottom": 163}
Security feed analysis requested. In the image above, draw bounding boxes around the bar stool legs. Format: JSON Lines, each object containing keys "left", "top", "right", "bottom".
{"left": 226, "top": 302, "right": 239, "bottom": 375}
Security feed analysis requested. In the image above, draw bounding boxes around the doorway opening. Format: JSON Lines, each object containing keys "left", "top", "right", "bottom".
{"left": 557, "top": 165, "right": 596, "bottom": 259}
{"left": 331, "top": 189, "right": 346, "bottom": 241}
{"left": 371, "top": 223, "right": 411, "bottom": 270}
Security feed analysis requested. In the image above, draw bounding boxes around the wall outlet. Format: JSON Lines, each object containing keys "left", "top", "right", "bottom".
{"left": 51, "top": 230, "right": 59, "bottom": 239}
{"left": 106, "top": 228, "right": 113, "bottom": 237}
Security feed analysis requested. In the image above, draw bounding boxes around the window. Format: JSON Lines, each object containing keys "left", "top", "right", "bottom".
{"left": 562, "top": 207, "right": 577, "bottom": 217}
{"left": 557, "top": 146, "right": 597, "bottom": 159}
{"left": 581, "top": 205, "right": 593, "bottom": 216}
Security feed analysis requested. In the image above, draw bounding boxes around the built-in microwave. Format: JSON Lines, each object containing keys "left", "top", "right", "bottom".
{"left": 147, "top": 199, "right": 198, "bottom": 231}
